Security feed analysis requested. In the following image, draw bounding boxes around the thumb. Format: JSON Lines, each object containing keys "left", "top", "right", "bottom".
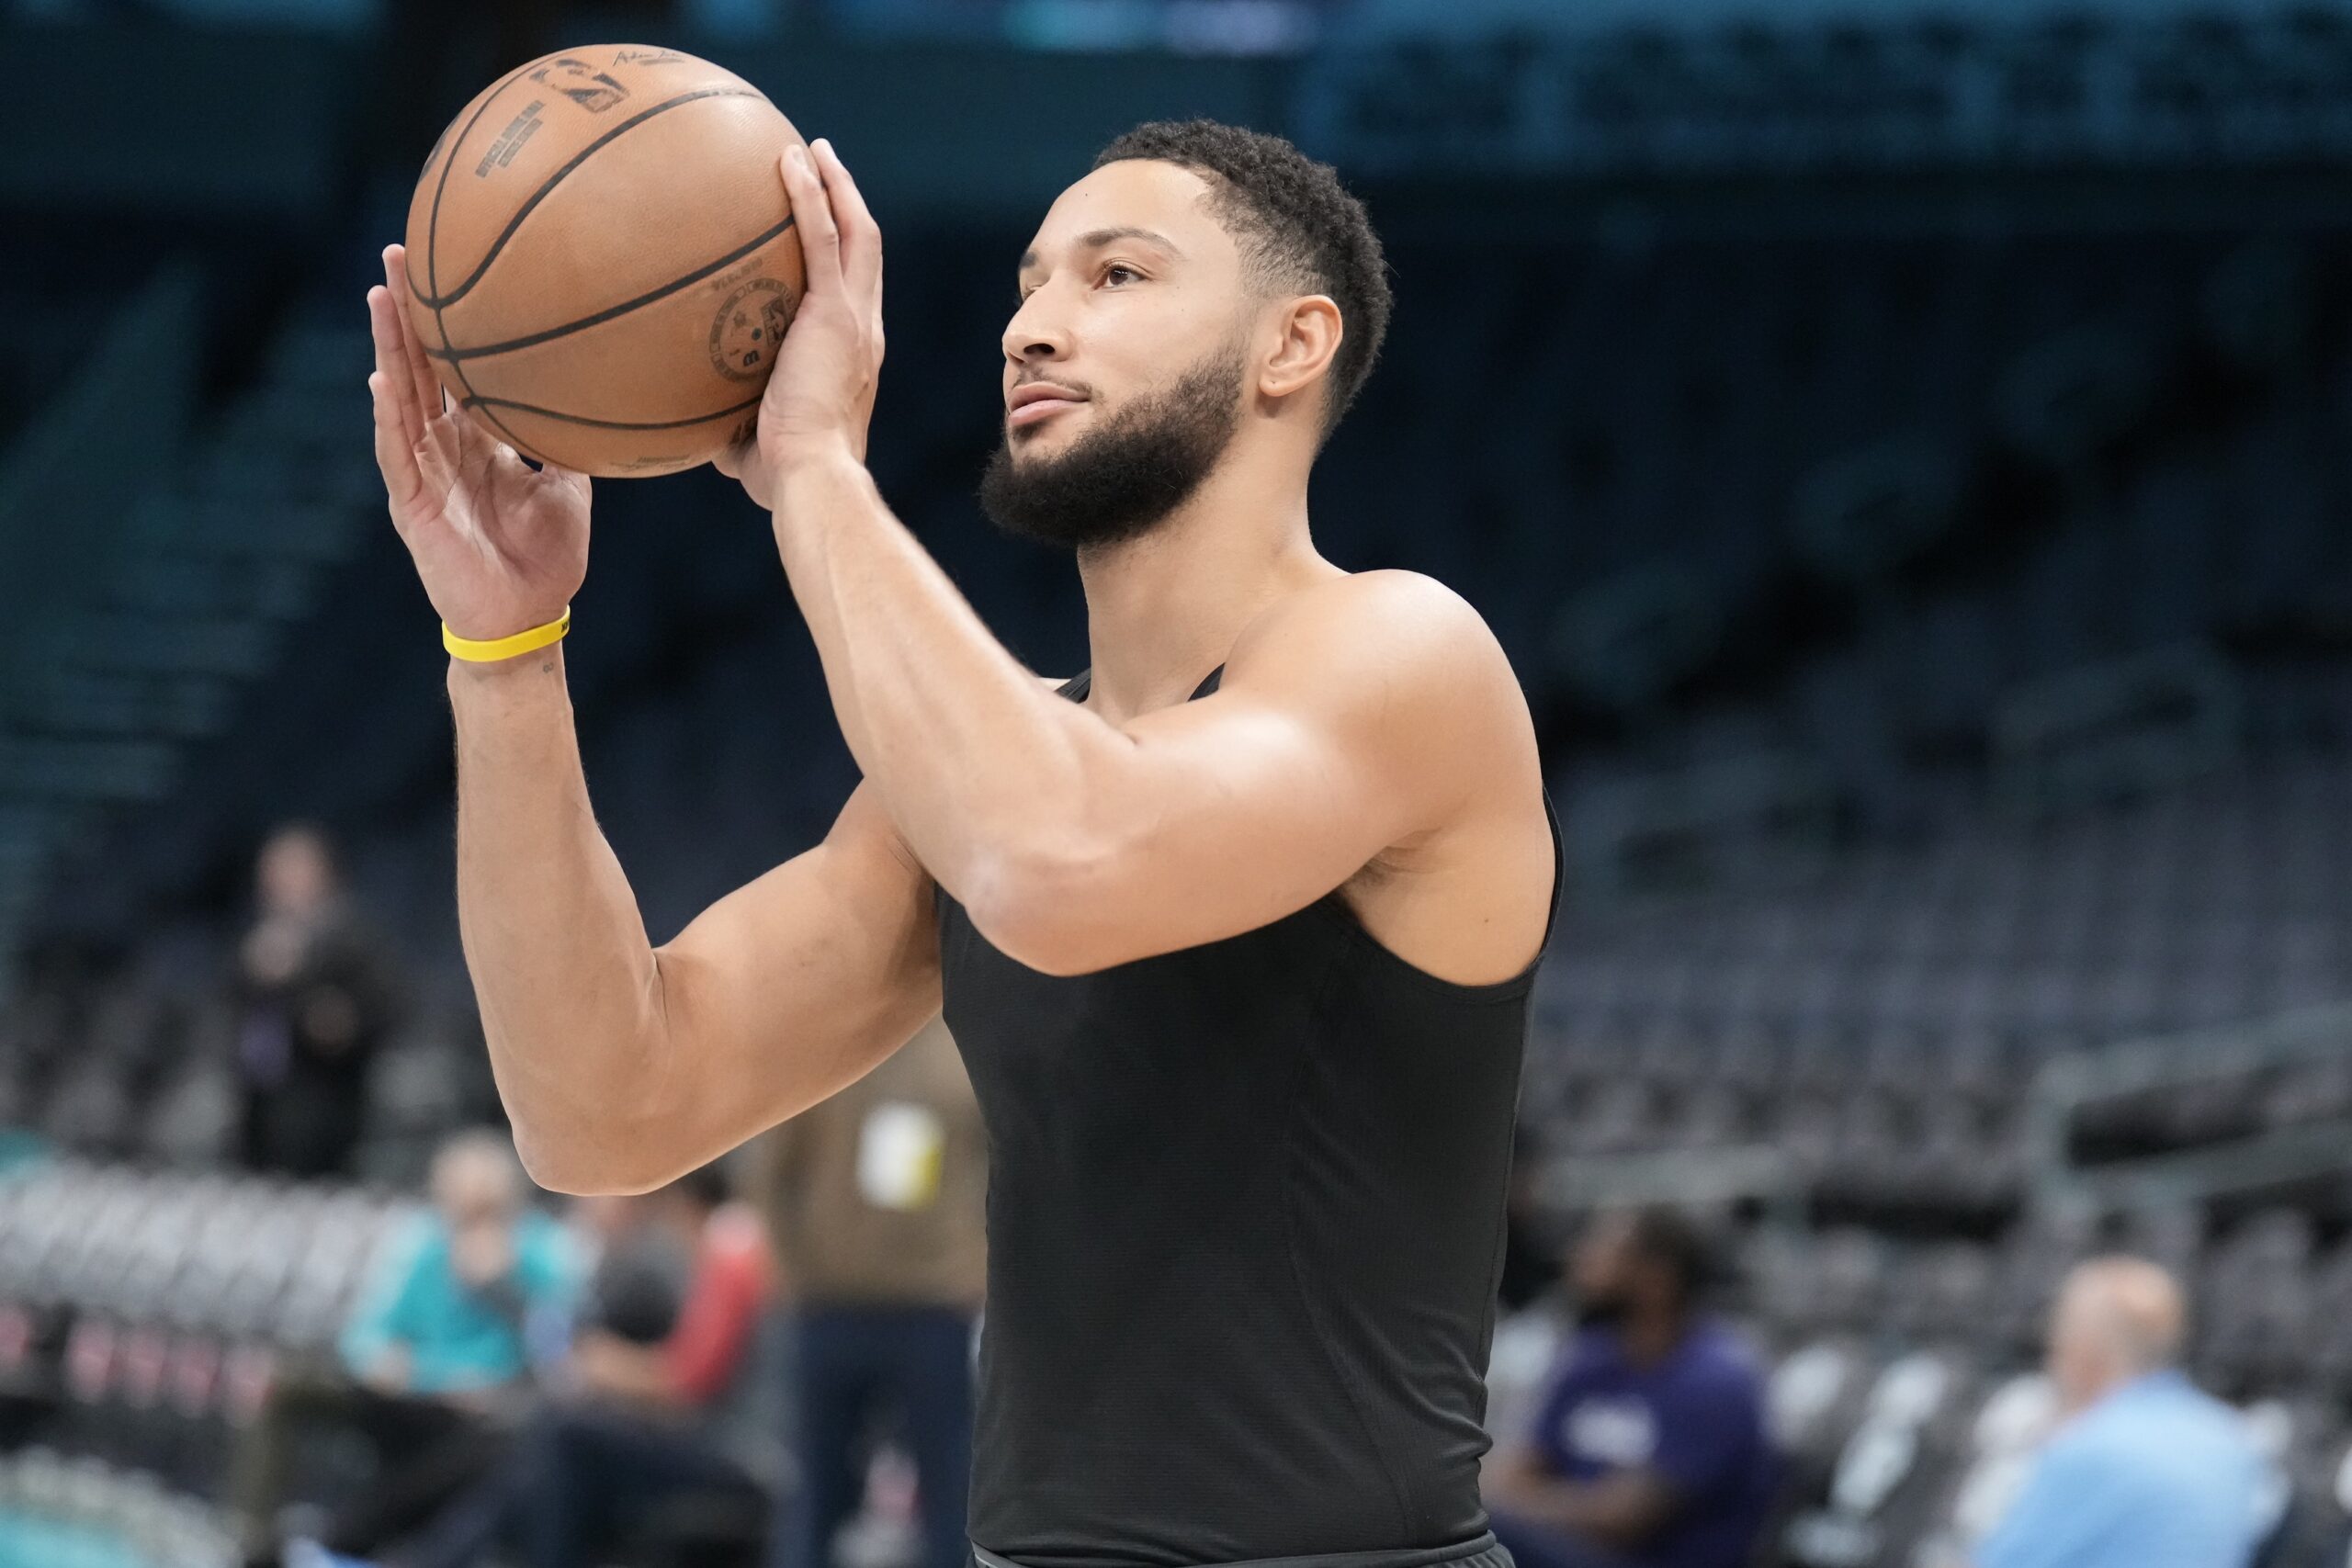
{"left": 537, "top": 460, "right": 592, "bottom": 498}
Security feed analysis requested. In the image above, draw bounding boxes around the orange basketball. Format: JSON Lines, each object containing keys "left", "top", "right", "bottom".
{"left": 402, "top": 45, "right": 806, "bottom": 479}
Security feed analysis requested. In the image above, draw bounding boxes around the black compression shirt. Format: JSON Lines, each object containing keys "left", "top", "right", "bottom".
{"left": 935, "top": 666, "right": 1566, "bottom": 1566}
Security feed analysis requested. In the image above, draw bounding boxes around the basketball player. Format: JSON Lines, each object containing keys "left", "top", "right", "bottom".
{"left": 365, "top": 120, "right": 1561, "bottom": 1568}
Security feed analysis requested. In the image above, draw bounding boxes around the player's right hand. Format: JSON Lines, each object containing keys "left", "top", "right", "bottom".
{"left": 368, "top": 243, "right": 591, "bottom": 648}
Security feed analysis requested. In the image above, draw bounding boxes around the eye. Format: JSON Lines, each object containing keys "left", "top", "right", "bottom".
{"left": 1102, "top": 263, "right": 1142, "bottom": 288}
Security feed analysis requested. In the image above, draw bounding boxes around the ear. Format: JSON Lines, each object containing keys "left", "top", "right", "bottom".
{"left": 1258, "top": 294, "right": 1345, "bottom": 408}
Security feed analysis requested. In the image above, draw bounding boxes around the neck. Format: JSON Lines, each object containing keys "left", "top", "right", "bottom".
{"left": 1072, "top": 441, "right": 1333, "bottom": 721}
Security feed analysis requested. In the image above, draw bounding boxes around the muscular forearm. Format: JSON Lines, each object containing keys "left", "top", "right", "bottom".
{"left": 448, "top": 648, "right": 667, "bottom": 1189}
{"left": 770, "top": 450, "right": 1113, "bottom": 905}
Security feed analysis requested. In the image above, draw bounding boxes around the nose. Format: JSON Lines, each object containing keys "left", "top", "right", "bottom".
{"left": 1002, "top": 289, "right": 1070, "bottom": 368}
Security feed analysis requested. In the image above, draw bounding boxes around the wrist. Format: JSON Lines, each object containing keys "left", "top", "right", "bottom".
{"left": 447, "top": 637, "right": 567, "bottom": 687}
{"left": 768, "top": 437, "right": 865, "bottom": 497}
{"left": 445, "top": 604, "right": 572, "bottom": 664}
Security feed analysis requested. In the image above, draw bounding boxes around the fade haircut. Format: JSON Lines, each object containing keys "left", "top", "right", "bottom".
{"left": 1092, "top": 119, "right": 1392, "bottom": 442}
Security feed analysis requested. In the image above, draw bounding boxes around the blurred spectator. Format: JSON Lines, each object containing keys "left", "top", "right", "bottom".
{"left": 754, "top": 1016, "right": 985, "bottom": 1568}
{"left": 1973, "top": 1258, "right": 2271, "bottom": 1568}
{"left": 1482, "top": 1208, "right": 1778, "bottom": 1568}
{"left": 232, "top": 822, "right": 406, "bottom": 1179}
{"left": 232, "top": 1131, "right": 580, "bottom": 1568}
{"left": 396, "top": 1163, "right": 777, "bottom": 1568}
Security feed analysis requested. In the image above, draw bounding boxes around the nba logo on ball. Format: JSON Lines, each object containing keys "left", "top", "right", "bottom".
{"left": 528, "top": 57, "right": 631, "bottom": 114}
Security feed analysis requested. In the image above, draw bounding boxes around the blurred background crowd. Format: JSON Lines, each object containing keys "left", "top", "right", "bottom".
{"left": 3, "top": 0, "right": 2351, "bottom": 1563}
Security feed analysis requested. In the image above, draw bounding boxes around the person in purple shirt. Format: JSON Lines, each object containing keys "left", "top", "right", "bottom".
{"left": 1483, "top": 1208, "right": 1779, "bottom": 1568}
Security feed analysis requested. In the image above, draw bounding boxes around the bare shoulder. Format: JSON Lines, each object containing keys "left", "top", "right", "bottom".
{"left": 1237, "top": 572, "right": 1552, "bottom": 976}
{"left": 1238, "top": 568, "right": 1504, "bottom": 654}
{"left": 1227, "top": 569, "right": 1529, "bottom": 735}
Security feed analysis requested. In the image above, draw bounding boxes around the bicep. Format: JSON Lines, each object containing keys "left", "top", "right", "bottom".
{"left": 1085, "top": 694, "right": 1408, "bottom": 944}
{"left": 648, "top": 779, "right": 943, "bottom": 1173}
{"left": 978, "top": 577, "right": 1517, "bottom": 973}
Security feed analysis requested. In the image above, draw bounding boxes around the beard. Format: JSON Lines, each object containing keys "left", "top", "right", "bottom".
{"left": 978, "top": 337, "right": 1247, "bottom": 551}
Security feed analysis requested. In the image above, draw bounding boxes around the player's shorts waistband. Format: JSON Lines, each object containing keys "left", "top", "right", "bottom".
{"left": 973, "top": 1530, "right": 1510, "bottom": 1568}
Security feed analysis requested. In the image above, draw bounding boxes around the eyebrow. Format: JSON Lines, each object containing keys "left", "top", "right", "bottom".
{"left": 1017, "top": 226, "right": 1186, "bottom": 276}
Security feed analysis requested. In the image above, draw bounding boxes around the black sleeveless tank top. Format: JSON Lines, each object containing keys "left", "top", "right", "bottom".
{"left": 935, "top": 665, "right": 1566, "bottom": 1568}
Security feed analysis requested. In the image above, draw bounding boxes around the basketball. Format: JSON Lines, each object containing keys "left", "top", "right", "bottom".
{"left": 401, "top": 45, "right": 806, "bottom": 479}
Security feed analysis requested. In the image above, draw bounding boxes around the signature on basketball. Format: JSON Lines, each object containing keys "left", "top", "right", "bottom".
{"left": 611, "top": 49, "right": 692, "bottom": 66}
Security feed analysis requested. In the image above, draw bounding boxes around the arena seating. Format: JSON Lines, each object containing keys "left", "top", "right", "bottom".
{"left": 12, "top": 1162, "right": 2349, "bottom": 1568}
{"left": 1505, "top": 758, "right": 2350, "bottom": 1568}
{"left": 0, "top": 1160, "right": 413, "bottom": 1543}
{"left": 17, "top": 217, "right": 2346, "bottom": 958}
{"left": 1532, "top": 750, "right": 2352, "bottom": 1213}
{"left": 1308, "top": 7, "right": 2352, "bottom": 177}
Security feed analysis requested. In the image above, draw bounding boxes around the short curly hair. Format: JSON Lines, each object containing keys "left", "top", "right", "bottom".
{"left": 1093, "top": 119, "right": 1392, "bottom": 442}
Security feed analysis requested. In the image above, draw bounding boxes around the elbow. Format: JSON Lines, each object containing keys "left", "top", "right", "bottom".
{"left": 511, "top": 1149, "right": 611, "bottom": 1200}
{"left": 504, "top": 1077, "right": 687, "bottom": 1198}
{"left": 961, "top": 839, "right": 1128, "bottom": 977}
{"left": 510, "top": 1127, "right": 669, "bottom": 1198}
{"left": 493, "top": 986, "right": 682, "bottom": 1198}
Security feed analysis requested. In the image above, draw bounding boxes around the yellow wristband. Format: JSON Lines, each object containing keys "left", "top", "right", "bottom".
{"left": 444, "top": 606, "right": 571, "bottom": 662}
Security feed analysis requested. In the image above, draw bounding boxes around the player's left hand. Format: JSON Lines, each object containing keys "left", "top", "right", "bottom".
{"left": 718, "top": 138, "right": 884, "bottom": 509}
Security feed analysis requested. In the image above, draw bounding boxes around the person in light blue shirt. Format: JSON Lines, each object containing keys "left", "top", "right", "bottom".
{"left": 1975, "top": 1257, "right": 2273, "bottom": 1568}
{"left": 337, "top": 1134, "right": 581, "bottom": 1393}
{"left": 235, "top": 1131, "right": 582, "bottom": 1568}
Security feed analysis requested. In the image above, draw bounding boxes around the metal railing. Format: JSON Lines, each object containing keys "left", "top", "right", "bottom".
{"left": 2028, "top": 1002, "right": 2352, "bottom": 1213}
{"left": 1532, "top": 1141, "right": 1812, "bottom": 1231}
{"left": 1527, "top": 1002, "right": 2352, "bottom": 1229}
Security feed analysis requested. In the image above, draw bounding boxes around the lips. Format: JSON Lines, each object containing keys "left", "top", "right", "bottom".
{"left": 1008, "top": 381, "right": 1087, "bottom": 429}
{"left": 1009, "top": 395, "right": 1084, "bottom": 429}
